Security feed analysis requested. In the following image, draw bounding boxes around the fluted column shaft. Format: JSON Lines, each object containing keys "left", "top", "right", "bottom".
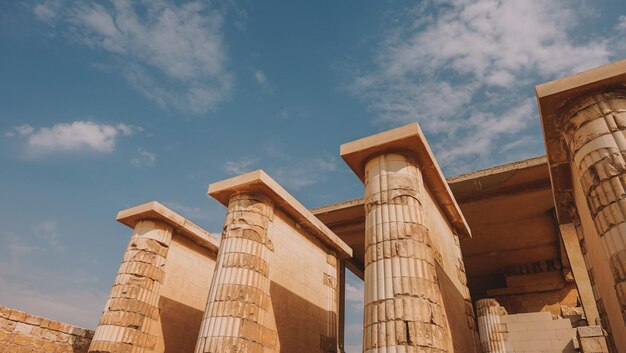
{"left": 476, "top": 299, "right": 507, "bottom": 353}
{"left": 362, "top": 152, "right": 448, "bottom": 353}
{"left": 89, "top": 219, "right": 173, "bottom": 353}
{"left": 560, "top": 91, "right": 626, "bottom": 320}
{"left": 195, "top": 193, "right": 277, "bottom": 353}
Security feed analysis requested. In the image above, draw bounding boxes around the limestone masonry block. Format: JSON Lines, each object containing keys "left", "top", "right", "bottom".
{"left": 0, "top": 305, "right": 93, "bottom": 353}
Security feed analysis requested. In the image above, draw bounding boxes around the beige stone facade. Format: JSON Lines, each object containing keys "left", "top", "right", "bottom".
{"left": 5, "top": 59, "right": 626, "bottom": 353}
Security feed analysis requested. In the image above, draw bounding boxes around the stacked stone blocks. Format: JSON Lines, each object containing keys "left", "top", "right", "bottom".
{"left": 559, "top": 91, "right": 626, "bottom": 324}
{"left": 89, "top": 219, "right": 172, "bottom": 353}
{"left": 363, "top": 153, "right": 449, "bottom": 353}
{"left": 0, "top": 305, "right": 94, "bottom": 353}
{"left": 195, "top": 193, "right": 277, "bottom": 353}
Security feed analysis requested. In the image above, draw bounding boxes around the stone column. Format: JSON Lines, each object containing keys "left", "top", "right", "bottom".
{"left": 195, "top": 193, "right": 276, "bottom": 353}
{"left": 362, "top": 152, "right": 448, "bottom": 353}
{"left": 559, "top": 90, "right": 626, "bottom": 318}
{"left": 89, "top": 219, "right": 172, "bottom": 353}
{"left": 476, "top": 299, "right": 508, "bottom": 353}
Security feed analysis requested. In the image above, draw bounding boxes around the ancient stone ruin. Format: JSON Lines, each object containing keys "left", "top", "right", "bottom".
{"left": 4, "top": 59, "right": 626, "bottom": 353}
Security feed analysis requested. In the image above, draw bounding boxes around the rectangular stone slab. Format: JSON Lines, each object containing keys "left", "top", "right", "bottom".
{"left": 340, "top": 122, "right": 471, "bottom": 239}
{"left": 116, "top": 201, "right": 220, "bottom": 253}
{"left": 208, "top": 169, "right": 353, "bottom": 259}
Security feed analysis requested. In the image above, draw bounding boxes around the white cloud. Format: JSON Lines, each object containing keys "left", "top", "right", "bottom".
{"left": 222, "top": 151, "right": 338, "bottom": 190}
{"left": 254, "top": 69, "right": 273, "bottom": 93}
{"left": 34, "top": 0, "right": 231, "bottom": 114}
{"left": 271, "top": 156, "right": 338, "bottom": 190}
{"left": 7, "top": 121, "right": 135, "bottom": 155}
{"left": 345, "top": 281, "right": 363, "bottom": 309}
{"left": 255, "top": 70, "right": 267, "bottom": 85}
{"left": 33, "top": 0, "right": 60, "bottom": 23}
{"left": 351, "top": 0, "right": 622, "bottom": 173}
{"left": 130, "top": 148, "right": 156, "bottom": 167}
{"left": 617, "top": 15, "right": 626, "bottom": 31}
{"left": 223, "top": 157, "right": 259, "bottom": 176}
{"left": 164, "top": 202, "right": 210, "bottom": 222}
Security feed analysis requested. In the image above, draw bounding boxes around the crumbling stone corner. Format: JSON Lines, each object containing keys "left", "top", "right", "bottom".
{"left": 89, "top": 219, "right": 173, "bottom": 353}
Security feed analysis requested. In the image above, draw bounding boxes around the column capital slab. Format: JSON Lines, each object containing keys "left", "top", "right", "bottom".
{"left": 208, "top": 170, "right": 353, "bottom": 259}
{"left": 340, "top": 122, "right": 471, "bottom": 239}
{"left": 116, "top": 201, "right": 219, "bottom": 252}
{"left": 536, "top": 58, "right": 626, "bottom": 224}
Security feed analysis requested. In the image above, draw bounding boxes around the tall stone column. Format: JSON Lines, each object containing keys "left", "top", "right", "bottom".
{"left": 195, "top": 192, "right": 276, "bottom": 353}
{"left": 559, "top": 90, "right": 626, "bottom": 318}
{"left": 89, "top": 219, "right": 172, "bottom": 353}
{"left": 476, "top": 299, "right": 508, "bottom": 353}
{"left": 362, "top": 152, "right": 448, "bottom": 353}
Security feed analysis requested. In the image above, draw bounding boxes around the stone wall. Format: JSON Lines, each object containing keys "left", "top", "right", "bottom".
{"left": 500, "top": 312, "right": 576, "bottom": 353}
{"left": 424, "top": 187, "right": 480, "bottom": 352}
{"left": 0, "top": 305, "right": 93, "bottom": 353}
{"left": 153, "top": 232, "right": 218, "bottom": 353}
{"left": 476, "top": 299, "right": 580, "bottom": 353}
{"left": 265, "top": 208, "right": 340, "bottom": 352}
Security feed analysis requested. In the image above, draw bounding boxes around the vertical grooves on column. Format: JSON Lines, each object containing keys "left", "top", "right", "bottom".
{"left": 194, "top": 193, "right": 277, "bottom": 353}
{"left": 476, "top": 299, "right": 507, "bottom": 353}
{"left": 89, "top": 220, "right": 172, "bottom": 353}
{"left": 362, "top": 153, "right": 449, "bottom": 353}
{"left": 561, "top": 91, "right": 626, "bottom": 324}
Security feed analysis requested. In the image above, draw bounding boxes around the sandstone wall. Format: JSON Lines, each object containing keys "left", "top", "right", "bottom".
{"left": 424, "top": 188, "right": 479, "bottom": 352}
{"left": 499, "top": 312, "right": 576, "bottom": 353}
{"left": 264, "top": 208, "right": 340, "bottom": 352}
{"left": 0, "top": 305, "right": 93, "bottom": 353}
{"left": 153, "top": 232, "right": 218, "bottom": 353}
{"left": 572, "top": 162, "right": 626, "bottom": 352}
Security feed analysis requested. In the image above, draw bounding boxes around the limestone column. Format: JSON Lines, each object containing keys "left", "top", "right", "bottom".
{"left": 89, "top": 219, "right": 172, "bottom": 353}
{"left": 362, "top": 152, "right": 448, "bottom": 353}
{"left": 476, "top": 299, "right": 508, "bottom": 353}
{"left": 559, "top": 90, "right": 626, "bottom": 317}
{"left": 195, "top": 192, "right": 275, "bottom": 353}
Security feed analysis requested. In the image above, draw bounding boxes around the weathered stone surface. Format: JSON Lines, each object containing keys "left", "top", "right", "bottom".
{"left": 577, "top": 325, "right": 609, "bottom": 353}
{"left": 89, "top": 219, "right": 173, "bottom": 353}
{"left": 0, "top": 305, "right": 93, "bottom": 353}
{"left": 361, "top": 153, "right": 449, "bottom": 353}
{"left": 195, "top": 193, "right": 277, "bottom": 353}
{"left": 560, "top": 91, "right": 626, "bottom": 329}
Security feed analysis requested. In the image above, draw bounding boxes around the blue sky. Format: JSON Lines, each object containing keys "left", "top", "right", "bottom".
{"left": 1, "top": 1, "right": 625, "bottom": 352}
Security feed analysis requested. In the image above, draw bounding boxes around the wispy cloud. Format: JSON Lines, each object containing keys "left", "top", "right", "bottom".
{"left": 164, "top": 201, "right": 209, "bottom": 222}
{"left": 346, "top": 282, "right": 365, "bottom": 307}
{"left": 254, "top": 69, "right": 273, "bottom": 93}
{"left": 350, "top": 0, "right": 622, "bottom": 173}
{"left": 33, "top": 0, "right": 231, "bottom": 114}
{"left": 222, "top": 151, "right": 338, "bottom": 191}
{"left": 223, "top": 157, "right": 259, "bottom": 176}
{"left": 0, "top": 222, "right": 106, "bottom": 328}
{"left": 271, "top": 156, "right": 338, "bottom": 190}
{"left": 130, "top": 147, "right": 156, "bottom": 168}
{"left": 6, "top": 120, "right": 135, "bottom": 155}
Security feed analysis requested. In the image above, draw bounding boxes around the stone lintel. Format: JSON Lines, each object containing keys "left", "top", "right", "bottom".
{"left": 536, "top": 58, "right": 626, "bottom": 224}
{"left": 116, "top": 201, "right": 219, "bottom": 253}
{"left": 208, "top": 170, "right": 353, "bottom": 259}
{"left": 340, "top": 122, "right": 471, "bottom": 239}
